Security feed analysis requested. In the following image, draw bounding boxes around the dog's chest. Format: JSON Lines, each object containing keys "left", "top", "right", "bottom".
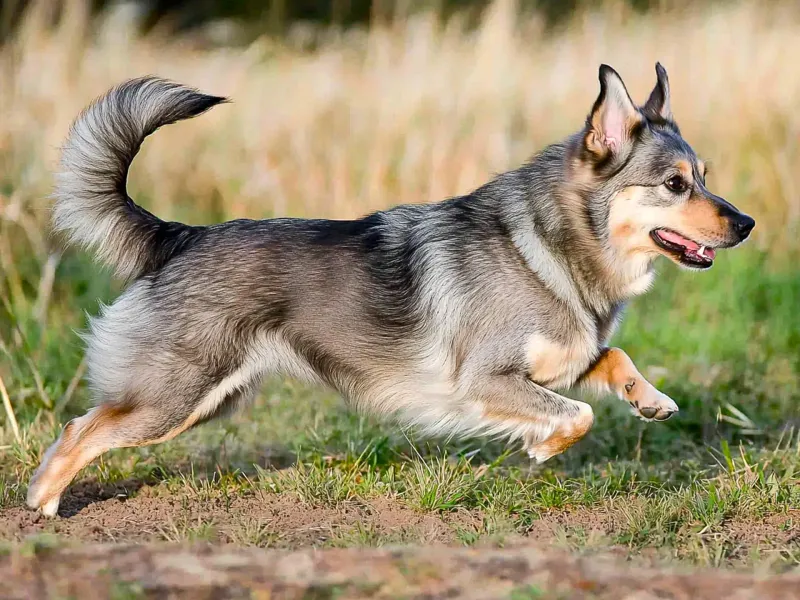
{"left": 525, "top": 332, "right": 599, "bottom": 390}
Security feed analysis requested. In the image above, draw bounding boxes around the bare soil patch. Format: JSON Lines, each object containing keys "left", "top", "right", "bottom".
{"left": 2, "top": 477, "right": 799, "bottom": 597}
{"left": 0, "top": 479, "right": 479, "bottom": 547}
{"left": 2, "top": 477, "right": 798, "bottom": 562}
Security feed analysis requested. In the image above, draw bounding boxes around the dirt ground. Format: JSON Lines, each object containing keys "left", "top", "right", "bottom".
{"left": 2, "top": 478, "right": 798, "bottom": 557}
{"left": 1, "top": 479, "right": 476, "bottom": 547}
{"left": 1, "top": 478, "right": 799, "bottom": 598}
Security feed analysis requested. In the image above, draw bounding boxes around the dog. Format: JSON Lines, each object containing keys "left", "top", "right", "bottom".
{"left": 27, "top": 63, "right": 754, "bottom": 516}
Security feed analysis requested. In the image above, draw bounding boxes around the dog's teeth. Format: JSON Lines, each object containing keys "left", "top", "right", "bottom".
{"left": 699, "top": 245, "right": 706, "bottom": 257}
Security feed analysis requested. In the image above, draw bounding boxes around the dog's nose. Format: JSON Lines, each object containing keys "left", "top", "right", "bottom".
{"left": 734, "top": 214, "right": 755, "bottom": 239}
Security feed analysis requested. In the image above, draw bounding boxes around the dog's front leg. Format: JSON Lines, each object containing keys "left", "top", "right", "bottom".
{"left": 469, "top": 374, "right": 595, "bottom": 463}
{"left": 579, "top": 347, "right": 678, "bottom": 422}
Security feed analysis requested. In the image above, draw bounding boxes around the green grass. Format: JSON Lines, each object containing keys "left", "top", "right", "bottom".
{"left": 1, "top": 223, "right": 800, "bottom": 571}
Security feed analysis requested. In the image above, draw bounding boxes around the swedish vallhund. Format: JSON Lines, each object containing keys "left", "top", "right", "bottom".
{"left": 28, "top": 63, "right": 755, "bottom": 516}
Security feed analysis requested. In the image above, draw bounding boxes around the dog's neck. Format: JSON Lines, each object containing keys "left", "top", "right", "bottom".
{"left": 558, "top": 187, "right": 658, "bottom": 314}
{"left": 490, "top": 139, "right": 657, "bottom": 317}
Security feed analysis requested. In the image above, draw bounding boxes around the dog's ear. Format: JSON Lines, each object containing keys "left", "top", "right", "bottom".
{"left": 643, "top": 62, "right": 672, "bottom": 122}
{"left": 585, "top": 65, "right": 643, "bottom": 161}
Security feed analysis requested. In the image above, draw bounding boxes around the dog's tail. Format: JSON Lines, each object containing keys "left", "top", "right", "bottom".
{"left": 53, "top": 77, "right": 227, "bottom": 281}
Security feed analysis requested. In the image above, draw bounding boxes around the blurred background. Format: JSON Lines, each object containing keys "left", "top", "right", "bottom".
{"left": 0, "top": 0, "right": 701, "bottom": 38}
{"left": 0, "top": 0, "right": 798, "bottom": 471}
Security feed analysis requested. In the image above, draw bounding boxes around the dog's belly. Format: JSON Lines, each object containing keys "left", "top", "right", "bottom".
{"left": 526, "top": 333, "right": 598, "bottom": 390}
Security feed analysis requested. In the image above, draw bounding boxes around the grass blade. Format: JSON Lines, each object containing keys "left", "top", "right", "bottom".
{"left": 0, "top": 374, "right": 21, "bottom": 444}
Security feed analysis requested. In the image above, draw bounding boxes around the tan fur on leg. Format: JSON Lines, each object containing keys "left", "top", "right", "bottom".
{"left": 580, "top": 347, "right": 678, "bottom": 421}
{"left": 26, "top": 403, "right": 193, "bottom": 517}
{"left": 26, "top": 405, "right": 127, "bottom": 516}
{"left": 524, "top": 401, "right": 595, "bottom": 463}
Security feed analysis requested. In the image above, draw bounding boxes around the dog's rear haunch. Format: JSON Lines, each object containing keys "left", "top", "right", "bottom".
{"left": 28, "top": 64, "right": 754, "bottom": 516}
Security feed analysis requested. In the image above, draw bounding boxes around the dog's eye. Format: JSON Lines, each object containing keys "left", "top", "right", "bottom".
{"left": 665, "top": 176, "right": 688, "bottom": 193}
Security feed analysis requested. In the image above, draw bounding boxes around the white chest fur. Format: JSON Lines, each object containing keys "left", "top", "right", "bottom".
{"left": 526, "top": 332, "right": 598, "bottom": 390}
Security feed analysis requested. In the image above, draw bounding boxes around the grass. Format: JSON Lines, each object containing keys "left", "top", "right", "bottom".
{"left": 0, "top": 0, "right": 799, "bottom": 575}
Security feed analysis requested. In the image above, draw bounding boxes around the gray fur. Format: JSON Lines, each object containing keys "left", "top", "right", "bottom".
{"left": 53, "top": 77, "right": 226, "bottom": 281}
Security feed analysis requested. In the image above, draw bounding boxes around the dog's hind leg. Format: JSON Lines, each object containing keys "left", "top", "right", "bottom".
{"left": 578, "top": 347, "right": 678, "bottom": 422}
{"left": 469, "top": 375, "right": 595, "bottom": 464}
{"left": 26, "top": 369, "right": 258, "bottom": 517}
{"left": 27, "top": 402, "right": 157, "bottom": 516}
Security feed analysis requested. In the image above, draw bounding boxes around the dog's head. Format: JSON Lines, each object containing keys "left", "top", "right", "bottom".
{"left": 580, "top": 64, "right": 754, "bottom": 271}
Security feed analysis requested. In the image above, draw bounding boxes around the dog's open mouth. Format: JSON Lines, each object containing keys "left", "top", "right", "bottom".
{"left": 650, "top": 229, "right": 716, "bottom": 268}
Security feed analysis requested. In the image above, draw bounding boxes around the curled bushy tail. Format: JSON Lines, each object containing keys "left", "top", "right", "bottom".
{"left": 53, "top": 77, "right": 227, "bottom": 280}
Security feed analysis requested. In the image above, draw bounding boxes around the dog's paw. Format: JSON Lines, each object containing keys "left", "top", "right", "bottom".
{"left": 26, "top": 472, "right": 61, "bottom": 517}
{"left": 39, "top": 497, "right": 61, "bottom": 517}
{"left": 631, "top": 404, "right": 678, "bottom": 422}
{"left": 26, "top": 493, "right": 61, "bottom": 517}
{"left": 623, "top": 379, "right": 679, "bottom": 423}
{"left": 527, "top": 445, "right": 557, "bottom": 464}
{"left": 524, "top": 404, "right": 594, "bottom": 463}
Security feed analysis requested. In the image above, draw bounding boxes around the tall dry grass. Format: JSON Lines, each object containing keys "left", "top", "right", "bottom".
{"left": 1, "top": 0, "right": 799, "bottom": 249}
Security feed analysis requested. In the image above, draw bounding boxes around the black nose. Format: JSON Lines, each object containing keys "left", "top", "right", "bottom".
{"left": 734, "top": 214, "right": 755, "bottom": 239}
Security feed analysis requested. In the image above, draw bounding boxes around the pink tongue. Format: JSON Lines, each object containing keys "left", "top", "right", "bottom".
{"left": 658, "top": 230, "right": 700, "bottom": 251}
{"left": 658, "top": 230, "right": 716, "bottom": 259}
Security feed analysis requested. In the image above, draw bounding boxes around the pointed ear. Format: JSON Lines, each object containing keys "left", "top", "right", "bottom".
{"left": 642, "top": 62, "right": 672, "bottom": 122}
{"left": 585, "top": 65, "right": 643, "bottom": 160}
